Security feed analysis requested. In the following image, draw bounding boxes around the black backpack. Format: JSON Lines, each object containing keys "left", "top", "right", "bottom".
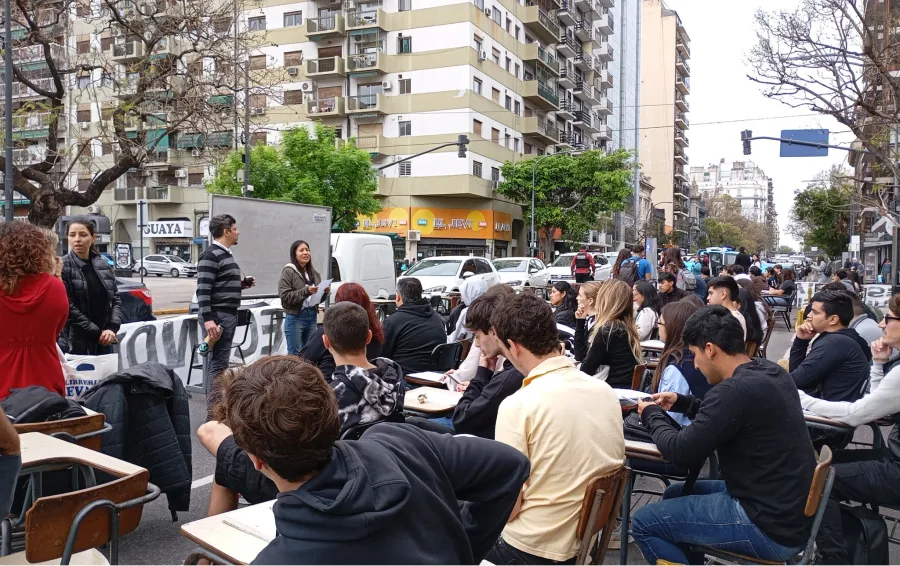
{"left": 574, "top": 252, "right": 591, "bottom": 269}
{"left": 618, "top": 258, "right": 639, "bottom": 286}
{"left": 840, "top": 504, "right": 889, "bottom": 564}
{"left": 823, "top": 263, "right": 833, "bottom": 277}
{"left": 1, "top": 386, "right": 86, "bottom": 424}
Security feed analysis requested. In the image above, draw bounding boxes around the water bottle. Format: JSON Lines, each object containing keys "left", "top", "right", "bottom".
{"left": 198, "top": 325, "right": 223, "bottom": 357}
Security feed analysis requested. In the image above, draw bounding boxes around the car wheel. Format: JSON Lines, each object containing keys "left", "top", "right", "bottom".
{"left": 138, "top": 267, "right": 148, "bottom": 277}
{"left": 171, "top": 268, "right": 179, "bottom": 278}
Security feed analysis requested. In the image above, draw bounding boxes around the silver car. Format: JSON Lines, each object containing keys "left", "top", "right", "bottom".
{"left": 134, "top": 254, "right": 197, "bottom": 278}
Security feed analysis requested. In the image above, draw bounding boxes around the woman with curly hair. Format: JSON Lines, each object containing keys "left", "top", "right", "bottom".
{"left": 0, "top": 221, "right": 68, "bottom": 398}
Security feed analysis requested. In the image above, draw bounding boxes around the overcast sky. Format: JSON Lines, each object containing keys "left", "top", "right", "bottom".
{"left": 662, "top": 0, "right": 853, "bottom": 250}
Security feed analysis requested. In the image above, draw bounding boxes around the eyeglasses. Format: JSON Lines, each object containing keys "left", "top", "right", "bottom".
{"left": 884, "top": 314, "right": 900, "bottom": 325}
{"left": 657, "top": 322, "right": 665, "bottom": 327}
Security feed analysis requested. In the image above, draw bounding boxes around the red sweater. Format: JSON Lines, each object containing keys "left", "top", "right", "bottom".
{"left": 0, "top": 273, "right": 69, "bottom": 399}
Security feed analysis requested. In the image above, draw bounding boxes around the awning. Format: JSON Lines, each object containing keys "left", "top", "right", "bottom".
{"left": 147, "top": 128, "right": 169, "bottom": 150}
{"left": 12, "top": 128, "right": 48, "bottom": 140}
{"left": 208, "top": 94, "right": 234, "bottom": 106}
{"left": 349, "top": 28, "right": 378, "bottom": 37}
{"left": 147, "top": 114, "right": 166, "bottom": 126}
{"left": 206, "top": 131, "right": 233, "bottom": 147}
{"left": 176, "top": 133, "right": 203, "bottom": 149}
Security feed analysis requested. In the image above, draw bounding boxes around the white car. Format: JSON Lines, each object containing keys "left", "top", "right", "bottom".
{"left": 492, "top": 257, "right": 551, "bottom": 290}
{"left": 398, "top": 256, "right": 500, "bottom": 295}
{"left": 546, "top": 252, "right": 612, "bottom": 284}
{"left": 134, "top": 254, "right": 198, "bottom": 278}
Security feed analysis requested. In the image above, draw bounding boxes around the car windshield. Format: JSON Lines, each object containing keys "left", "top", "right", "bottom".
{"left": 493, "top": 260, "right": 527, "bottom": 272}
{"left": 165, "top": 256, "right": 186, "bottom": 263}
{"left": 552, "top": 255, "right": 575, "bottom": 267}
{"left": 404, "top": 259, "right": 461, "bottom": 277}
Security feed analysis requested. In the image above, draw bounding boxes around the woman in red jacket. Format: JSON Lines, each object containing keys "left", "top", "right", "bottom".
{"left": 0, "top": 222, "right": 69, "bottom": 399}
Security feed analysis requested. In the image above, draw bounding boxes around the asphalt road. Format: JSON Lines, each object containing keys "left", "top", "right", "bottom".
{"left": 122, "top": 275, "right": 197, "bottom": 313}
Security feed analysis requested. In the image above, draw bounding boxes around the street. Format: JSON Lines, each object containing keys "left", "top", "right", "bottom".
{"left": 122, "top": 276, "right": 197, "bottom": 313}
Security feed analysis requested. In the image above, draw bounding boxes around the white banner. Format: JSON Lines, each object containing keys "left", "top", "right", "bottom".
{"left": 792, "top": 282, "right": 893, "bottom": 310}
{"left": 112, "top": 302, "right": 287, "bottom": 386}
{"left": 142, "top": 220, "right": 194, "bottom": 239}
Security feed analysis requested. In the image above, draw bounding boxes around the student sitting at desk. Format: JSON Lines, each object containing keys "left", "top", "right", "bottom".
{"left": 220, "top": 355, "right": 530, "bottom": 565}
{"left": 198, "top": 303, "right": 405, "bottom": 515}
{"left": 802, "top": 293, "right": 900, "bottom": 564}
{"left": 653, "top": 300, "right": 708, "bottom": 426}
{"left": 633, "top": 306, "right": 816, "bottom": 565}
{"left": 488, "top": 293, "right": 625, "bottom": 565}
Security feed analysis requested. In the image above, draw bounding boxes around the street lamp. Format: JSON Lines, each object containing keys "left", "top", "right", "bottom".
{"left": 530, "top": 150, "right": 571, "bottom": 257}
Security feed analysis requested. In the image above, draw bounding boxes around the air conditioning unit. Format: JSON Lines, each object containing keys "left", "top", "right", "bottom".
{"left": 112, "top": 28, "right": 123, "bottom": 36}
{"left": 407, "top": 230, "right": 421, "bottom": 242}
{"left": 191, "top": 149, "right": 201, "bottom": 157}
{"left": 381, "top": 80, "right": 392, "bottom": 90}
{"left": 300, "top": 81, "right": 316, "bottom": 92}
{"left": 80, "top": 122, "right": 90, "bottom": 130}
{"left": 287, "top": 67, "right": 299, "bottom": 76}
{"left": 479, "top": 51, "right": 487, "bottom": 61}
{"left": 87, "top": 205, "right": 102, "bottom": 214}
{"left": 251, "top": 107, "right": 266, "bottom": 115}
{"left": 174, "top": 169, "right": 186, "bottom": 178}
{"left": 484, "top": 7, "right": 491, "bottom": 16}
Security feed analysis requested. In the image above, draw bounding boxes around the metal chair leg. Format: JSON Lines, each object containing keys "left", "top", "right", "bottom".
{"left": 619, "top": 465, "right": 635, "bottom": 564}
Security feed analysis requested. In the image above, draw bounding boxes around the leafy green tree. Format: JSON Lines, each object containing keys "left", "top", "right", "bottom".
{"left": 776, "top": 245, "right": 796, "bottom": 254}
{"left": 497, "top": 149, "right": 634, "bottom": 260}
{"left": 700, "top": 195, "right": 771, "bottom": 252}
{"left": 208, "top": 124, "right": 381, "bottom": 231}
{"left": 789, "top": 167, "right": 852, "bottom": 258}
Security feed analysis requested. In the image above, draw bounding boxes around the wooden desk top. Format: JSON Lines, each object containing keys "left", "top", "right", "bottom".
{"left": 624, "top": 439, "right": 666, "bottom": 463}
{"left": 19, "top": 432, "right": 143, "bottom": 476}
{"left": 404, "top": 388, "right": 462, "bottom": 414}
{"left": 181, "top": 502, "right": 275, "bottom": 565}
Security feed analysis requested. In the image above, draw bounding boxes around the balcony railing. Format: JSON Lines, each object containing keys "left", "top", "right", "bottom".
{"left": 346, "top": 8, "right": 380, "bottom": 28}
{"left": 536, "top": 8, "right": 560, "bottom": 38}
{"left": 347, "top": 52, "right": 380, "bottom": 71}
{"left": 307, "top": 15, "right": 339, "bottom": 33}
{"left": 12, "top": 78, "right": 54, "bottom": 98}
{"left": 346, "top": 94, "right": 380, "bottom": 111}
{"left": 537, "top": 46, "right": 559, "bottom": 73}
{"left": 307, "top": 97, "right": 340, "bottom": 114}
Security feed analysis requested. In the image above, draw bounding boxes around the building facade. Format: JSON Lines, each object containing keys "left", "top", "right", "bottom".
{"left": 690, "top": 159, "right": 770, "bottom": 224}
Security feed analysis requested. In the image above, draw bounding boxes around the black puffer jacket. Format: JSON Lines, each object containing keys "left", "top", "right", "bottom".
{"left": 82, "top": 363, "right": 192, "bottom": 515}
{"left": 60, "top": 250, "right": 123, "bottom": 354}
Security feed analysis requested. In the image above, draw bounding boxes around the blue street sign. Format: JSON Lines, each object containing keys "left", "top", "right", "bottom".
{"left": 780, "top": 129, "right": 829, "bottom": 157}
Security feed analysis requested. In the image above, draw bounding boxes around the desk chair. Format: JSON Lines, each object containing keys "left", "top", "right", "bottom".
{"left": 429, "top": 342, "right": 463, "bottom": 373}
{"left": 15, "top": 414, "right": 110, "bottom": 451}
{"left": 630, "top": 365, "right": 649, "bottom": 392}
{"left": 758, "top": 315, "right": 777, "bottom": 358}
{"left": 765, "top": 291, "right": 797, "bottom": 330}
{"left": 187, "top": 308, "right": 253, "bottom": 387}
{"left": 690, "top": 446, "right": 834, "bottom": 565}
{"left": 575, "top": 466, "right": 630, "bottom": 565}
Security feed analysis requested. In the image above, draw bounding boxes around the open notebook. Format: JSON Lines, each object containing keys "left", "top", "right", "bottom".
{"left": 222, "top": 500, "right": 277, "bottom": 542}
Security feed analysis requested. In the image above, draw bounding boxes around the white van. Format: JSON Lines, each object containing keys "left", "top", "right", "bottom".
{"left": 330, "top": 233, "right": 396, "bottom": 299}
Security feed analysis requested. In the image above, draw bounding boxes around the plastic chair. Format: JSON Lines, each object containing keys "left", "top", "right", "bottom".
{"left": 575, "top": 466, "right": 630, "bottom": 565}
{"left": 429, "top": 342, "right": 463, "bottom": 372}
{"left": 690, "top": 446, "right": 834, "bottom": 565}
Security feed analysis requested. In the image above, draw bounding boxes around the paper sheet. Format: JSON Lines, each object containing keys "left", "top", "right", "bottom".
{"left": 407, "top": 371, "right": 446, "bottom": 383}
{"left": 221, "top": 501, "right": 276, "bottom": 542}
{"left": 614, "top": 389, "right": 650, "bottom": 401}
{"left": 302, "top": 279, "right": 334, "bottom": 308}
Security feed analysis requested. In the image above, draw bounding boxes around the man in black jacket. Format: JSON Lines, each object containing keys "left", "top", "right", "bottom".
{"left": 632, "top": 306, "right": 816, "bottom": 564}
{"left": 219, "top": 355, "right": 529, "bottom": 565}
{"left": 735, "top": 246, "right": 752, "bottom": 271}
{"left": 382, "top": 278, "right": 447, "bottom": 375}
{"left": 452, "top": 285, "right": 524, "bottom": 439}
{"left": 658, "top": 273, "right": 687, "bottom": 307}
{"left": 790, "top": 290, "right": 871, "bottom": 403}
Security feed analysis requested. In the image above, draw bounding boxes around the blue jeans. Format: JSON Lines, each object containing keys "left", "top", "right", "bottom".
{"left": 285, "top": 308, "right": 317, "bottom": 355}
{"left": 631, "top": 481, "right": 803, "bottom": 565}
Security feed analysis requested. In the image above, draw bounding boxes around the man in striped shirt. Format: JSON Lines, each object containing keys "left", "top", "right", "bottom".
{"left": 197, "top": 214, "right": 255, "bottom": 415}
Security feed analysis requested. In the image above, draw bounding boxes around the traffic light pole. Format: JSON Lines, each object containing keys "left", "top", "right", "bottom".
{"left": 740, "top": 131, "right": 876, "bottom": 157}
{"left": 376, "top": 135, "right": 469, "bottom": 171}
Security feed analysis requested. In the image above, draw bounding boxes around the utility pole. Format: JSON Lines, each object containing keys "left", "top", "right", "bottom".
{"left": 3, "top": 0, "right": 13, "bottom": 222}
{"left": 242, "top": 61, "right": 251, "bottom": 197}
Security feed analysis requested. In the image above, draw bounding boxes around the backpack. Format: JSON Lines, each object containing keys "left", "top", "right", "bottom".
{"left": 574, "top": 252, "right": 591, "bottom": 269}
{"left": 679, "top": 269, "right": 697, "bottom": 291}
{"left": 1, "top": 386, "right": 86, "bottom": 424}
{"left": 840, "top": 504, "right": 889, "bottom": 565}
{"left": 618, "top": 258, "right": 639, "bottom": 286}
{"left": 823, "top": 263, "right": 833, "bottom": 277}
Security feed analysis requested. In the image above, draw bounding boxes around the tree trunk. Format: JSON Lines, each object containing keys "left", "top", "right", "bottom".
{"left": 541, "top": 228, "right": 555, "bottom": 263}
{"left": 26, "top": 183, "right": 64, "bottom": 228}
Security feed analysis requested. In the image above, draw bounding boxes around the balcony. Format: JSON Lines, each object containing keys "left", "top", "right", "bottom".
{"left": 596, "top": 123, "right": 612, "bottom": 140}
{"left": 9, "top": 112, "right": 60, "bottom": 132}
{"left": 597, "top": 10, "right": 613, "bottom": 34}
{"left": 353, "top": 135, "right": 385, "bottom": 156}
{"left": 557, "top": 130, "right": 572, "bottom": 149}
{"left": 347, "top": 52, "right": 386, "bottom": 75}
{"left": 674, "top": 167, "right": 688, "bottom": 182}
{"left": 574, "top": 18, "right": 590, "bottom": 42}
{"left": 675, "top": 110, "right": 689, "bottom": 129}
{"left": 346, "top": 8, "right": 385, "bottom": 31}
{"left": 596, "top": 0, "right": 613, "bottom": 8}
{"left": 306, "top": 14, "right": 345, "bottom": 39}
{"left": 573, "top": 49, "right": 591, "bottom": 71}
{"left": 674, "top": 148, "right": 687, "bottom": 164}
{"left": 114, "top": 185, "right": 184, "bottom": 204}
{"left": 522, "top": 5, "right": 561, "bottom": 45}
{"left": 596, "top": 40, "right": 613, "bottom": 62}
{"left": 11, "top": 146, "right": 45, "bottom": 165}
{"left": 676, "top": 38, "right": 691, "bottom": 57}
{"left": 676, "top": 55, "right": 691, "bottom": 76}
{"left": 587, "top": 27, "right": 603, "bottom": 49}
{"left": 521, "top": 115, "right": 559, "bottom": 145}
{"left": 676, "top": 76, "right": 690, "bottom": 94}
{"left": 11, "top": 44, "right": 64, "bottom": 64}
{"left": 522, "top": 77, "right": 559, "bottom": 110}
{"left": 521, "top": 43, "right": 560, "bottom": 75}
{"left": 12, "top": 78, "right": 54, "bottom": 99}
{"left": 346, "top": 93, "right": 385, "bottom": 116}
{"left": 674, "top": 183, "right": 690, "bottom": 199}
{"left": 110, "top": 41, "right": 144, "bottom": 63}
{"left": 574, "top": 0, "right": 591, "bottom": 14}
{"left": 598, "top": 69, "right": 613, "bottom": 89}
{"left": 675, "top": 131, "right": 689, "bottom": 147}
{"left": 306, "top": 56, "right": 346, "bottom": 78}
{"left": 557, "top": 99, "right": 575, "bottom": 120}
{"left": 577, "top": 110, "right": 599, "bottom": 132}
{"left": 673, "top": 198, "right": 688, "bottom": 217}
{"left": 596, "top": 96, "right": 613, "bottom": 115}
{"left": 557, "top": 33, "right": 578, "bottom": 58}
{"left": 559, "top": 62, "right": 575, "bottom": 89}
{"left": 557, "top": 0, "right": 575, "bottom": 25}
{"left": 307, "top": 96, "right": 346, "bottom": 118}
{"left": 574, "top": 82, "right": 594, "bottom": 104}
{"left": 675, "top": 94, "right": 689, "bottom": 112}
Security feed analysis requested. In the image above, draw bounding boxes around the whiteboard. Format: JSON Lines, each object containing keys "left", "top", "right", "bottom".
{"left": 209, "top": 195, "right": 333, "bottom": 297}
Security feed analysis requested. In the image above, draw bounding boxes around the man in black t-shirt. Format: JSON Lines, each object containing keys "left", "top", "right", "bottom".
{"left": 632, "top": 306, "right": 816, "bottom": 564}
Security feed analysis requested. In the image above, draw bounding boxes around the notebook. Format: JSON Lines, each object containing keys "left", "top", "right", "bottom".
{"left": 222, "top": 500, "right": 276, "bottom": 542}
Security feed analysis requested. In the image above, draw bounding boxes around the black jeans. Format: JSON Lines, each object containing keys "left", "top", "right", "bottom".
{"left": 816, "top": 448, "right": 900, "bottom": 563}
{"left": 485, "top": 537, "right": 576, "bottom": 565}
{"left": 201, "top": 311, "right": 237, "bottom": 418}
{"left": 574, "top": 272, "right": 591, "bottom": 284}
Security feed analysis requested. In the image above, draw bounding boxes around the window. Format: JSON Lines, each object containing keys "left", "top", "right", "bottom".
{"left": 78, "top": 178, "right": 91, "bottom": 192}
{"left": 513, "top": 138, "right": 519, "bottom": 152}
{"left": 188, "top": 172, "right": 204, "bottom": 186}
{"left": 505, "top": 57, "right": 511, "bottom": 72}
{"left": 399, "top": 0, "right": 411, "bottom": 11}
{"left": 250, "top": 132, "right": 267, "bottom": 145}
{"left": 473, "top": 160, "right": 482, "bottom": 177}
{"left": 399, "top": 162, "right": 411, "bottom": 176}
{"left": 283, "top": 11, "right": 302, "bottom": 26}
{"left": 399, "top": 120, "right": 411, "bottom": 136}
{"left": 504, "top": 133, "right": 510, "bottom": 148}
{"left": 514, "top": 100, "right": 521, "bottom": 115}
{"left": 491, "top": 6, "right": 501, "bottom": 24}
{"left": 473, "top": 119, "right": 482, "bottom": 136}
{"left": 473, "top": 77, "right": 482, "bottom": 94}
{"left": 249, "top": 55, "right": 266, "bottom": 70}
{"left": 213, "top": 17, "right": 232, "bottom": 33}
{"left": 491, "top": 87, "right": 500, "bottom": 103}
{"left": 334, "top": 127, "right": 342, "bottom": 139}
{"left": 77, "top": 40, "right": 90, "bottom": 54}
{"left": 514, "top": 62, "right": 520, "bottom": 78}
{"left": 76, "top": 1, "right": 89, "bottom": 16}
{"left": 475, "top": 259, "right": 492, "bottom": 274}
{"left": 248, "top": 16, "right": 266, "bottom": 31}
{"left": 399, "top": 78, "right": 411, "bottom": 94}
{"left": 77, "top": 75, "right": 90, "bottom": 88}
{"left": 474, "top": 34, "right": 483, "bottom": 53}
{"left": 491, "top": 167, "right": 500, "bottom": 182}
{"left": 524, "top": 142, "right": 532, "bottom": 154}
{"left": 397, "top": 35, "right": 412, "bottom": 53}
{"left": 505, "top": 95, "right": 512, "bottom": 110}
{"left": 249, "top": 93, "right": 266, "bottom": 109}
{"left": 515, "top": 25, "right": 520, "bottom": 41}
{"left": 505, "top": 17, "right": 511, "bottom": 33}
{"left": 283, "top": 50, "right": 303, "bottom": 67}
{"left": 492, "top": 47, "right": 500, "bottom": 64}
{"left": 100, "top": 105, "right": 114, "bottom": 120}
{"left": 102, "top": 141, "right": 113, "bottom": 155}
{"left": 491, "top": 128, "right": 499, "bottom": 142}
{"left": 284, "top": 89, "right": 303, "bottom": 104}
{"left": 100, "top": 37, "right": 113, "bottom": 51}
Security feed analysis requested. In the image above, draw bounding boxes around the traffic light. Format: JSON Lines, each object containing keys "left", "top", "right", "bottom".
{"left": 741, "top": 130, "right": 753, "bottom": 155}
{"left": 457, "top": 134, "right": 469, "bottom": 158}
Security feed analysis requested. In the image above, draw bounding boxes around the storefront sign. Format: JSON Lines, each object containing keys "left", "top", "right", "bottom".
{"left": 492, "top": 211, "right": 513, "bottom": 241}
{"left": 357, "top": 208, "right": 515, "bottom": 241}
{"left": 356, "top": 208, "right": 409, "bottom": 236}
{"left": 142, "top": 220, "right": 194, "bottom": 238}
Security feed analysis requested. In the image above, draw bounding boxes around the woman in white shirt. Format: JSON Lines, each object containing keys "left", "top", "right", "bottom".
{"left": 632, "top": 281, "right": 661, "bottom": 341}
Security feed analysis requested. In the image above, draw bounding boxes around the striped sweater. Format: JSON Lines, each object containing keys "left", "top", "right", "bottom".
{"left": 196, "top": 243, "right": 244, "bottom": 322}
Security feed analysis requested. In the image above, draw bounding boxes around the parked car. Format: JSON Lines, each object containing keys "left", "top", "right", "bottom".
{"left": 133, "top": 254, "right": 197, "bottom": 278}
{"left": 116, "top": 278, "right": 155, "bottom": 323}
{"left": 546, "top": 252, "right": 611, "bottom": 284}
{"left": 397, "top": 256, "right": 500, "bottom": 295}
{"left": 492, "top": 257, "right": 551, "bottom": 290}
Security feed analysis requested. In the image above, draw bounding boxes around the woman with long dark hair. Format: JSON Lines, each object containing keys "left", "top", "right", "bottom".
{"left": 738, "top": 287, "right": 764, "bottom": 355}
{"left": 654, "top": 300, "right": 710, "bottom": 425}
{"left": 279, "top": 240, "right": 329, "bottom": 355}
{"left": 299, "top": 282, "right": 383, "bottom": 376}
{"left": 549, "top": 280, "right": 578, "bottom": 329}
{"left": 611, "top": 248, "right": 631, "bottom": 279}
{"left": 60, "top": 217, "right": 122, "bottom": 355}
{"left": 632, "top": 281, "right": 661, "bottom": 340}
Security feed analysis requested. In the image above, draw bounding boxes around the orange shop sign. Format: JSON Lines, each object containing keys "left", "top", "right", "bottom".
{"left": 356, "top": 208, "right": 409, "bottom": 236}
{"left": 357, "top": 208, "right": 513, "bottom": 241}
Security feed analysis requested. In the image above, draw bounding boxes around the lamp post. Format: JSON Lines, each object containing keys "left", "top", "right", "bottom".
{"left": 3, "top": 0, "right": 12, "bottom": 222}
{"left": 530, "top": 150, "right": 571, "bottom": 258}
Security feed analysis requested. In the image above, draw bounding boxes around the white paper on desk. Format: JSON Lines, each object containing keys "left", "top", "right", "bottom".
{"left": 614, "top": 389, "right": 649, "bottom": 401}
{"left": 222, "top": 501, "right": 276, "bottom": 542}
{"left": 302, "top": 279, "right": 334, "bottom": 308}
{"left": 407, "top": 371, "right": 446, "bottom": 383}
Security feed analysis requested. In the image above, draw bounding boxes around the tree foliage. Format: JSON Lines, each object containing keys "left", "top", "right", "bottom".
{"left": 700, "top": 195, "right": 772, "bottom": 253}
{"left": 776, "top": 245, "right": 797, "bottom": 254}
{"left": 789, "top": 167, "right": 852, "bottom": 258}
{"left": 208, "top": 125, "right": 381, "bottom": 231}
{"left": 496, "top": 149, "right": 634, "bottom": 260}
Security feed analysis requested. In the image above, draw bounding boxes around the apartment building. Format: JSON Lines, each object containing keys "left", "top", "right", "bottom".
{"left": 690, "top": 159, "right": 770, "bottom": 224}
{"left": 638, "top": 0, "right": 693, "bottom": 247}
